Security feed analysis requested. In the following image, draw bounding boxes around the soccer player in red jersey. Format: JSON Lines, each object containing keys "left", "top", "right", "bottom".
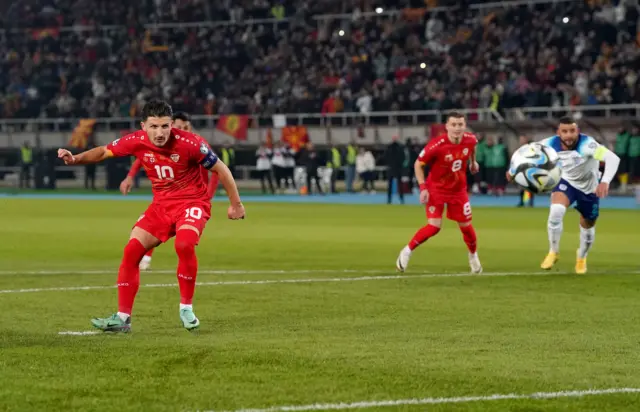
{"left": 57, "top": 100, "right": 245, "bottom": 333}
{"left": 119, "top": 111, "right": 220, "bottom": 271}
{"left": 396, "top": 112, "right": 483, "bottom": 274}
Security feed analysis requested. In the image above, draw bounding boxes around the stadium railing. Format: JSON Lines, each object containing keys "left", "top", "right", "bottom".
{"left": 0, "top": 104, "right": 638, "bottom": 132}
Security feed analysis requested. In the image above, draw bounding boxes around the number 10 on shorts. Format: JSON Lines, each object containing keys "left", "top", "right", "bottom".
{"left": 185, "top": 207, "right": 202, "bottom": 219}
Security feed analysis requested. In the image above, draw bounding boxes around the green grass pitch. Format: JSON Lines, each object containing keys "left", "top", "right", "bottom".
{"left": 0, "top": 198, "right": 638, "bottom": 411}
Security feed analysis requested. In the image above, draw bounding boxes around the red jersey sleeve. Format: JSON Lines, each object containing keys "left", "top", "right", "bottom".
{"left": 417, "top": 139, "right": 441, "bottom": 165}
{"left": 106, "top": 133, "right": 142, "bottom": 157}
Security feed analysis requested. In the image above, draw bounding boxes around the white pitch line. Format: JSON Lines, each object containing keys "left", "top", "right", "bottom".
{"left": 0, "top": 269, "right": 369, "bottom": 276}
{"left": 58, "top": 331, "right": 101, "bottom": 336}
{"left": 0, "top": 271, "right": 572, "bottom": 294}
{"left": 215, "top": 387, "right": 640, "bottom": 412}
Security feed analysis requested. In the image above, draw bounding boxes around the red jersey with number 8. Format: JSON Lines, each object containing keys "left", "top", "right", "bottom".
{"left": 417, "top": 132, "right": 477, "bottom": 194}
{"left": 106, "top": 129, "right": 218, "bottom": 203}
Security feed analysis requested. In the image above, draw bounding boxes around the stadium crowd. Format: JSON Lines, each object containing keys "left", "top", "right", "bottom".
{"left": 0, "top": 0, "right": 639, "bottom": 120}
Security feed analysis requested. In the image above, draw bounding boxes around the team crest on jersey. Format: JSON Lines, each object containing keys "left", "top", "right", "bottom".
{"left": 429, "top": 206, "right": 435, "bottom": 213}
{"left": 445, "top": 154, "right": 453, "bottom": 162}
{"left": 463, "top": 148, "right": 469, "bottom": 155}
{"left": 171, "top": 154, "right": 180, "bottom": 162}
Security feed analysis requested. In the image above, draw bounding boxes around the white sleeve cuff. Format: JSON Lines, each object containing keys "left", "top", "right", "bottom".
{"left": 600, "top": 150, "right": 620, "bottom": 184}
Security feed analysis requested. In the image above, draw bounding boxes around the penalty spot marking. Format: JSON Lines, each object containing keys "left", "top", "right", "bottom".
{"left": 0, "top": 270, "right": 615, "bottom": 294}
{"left": 58, "top": 331, "right": 101, "bottom": 336}
{"left": 215, "top": 387, "right": 640, "bottom": 412}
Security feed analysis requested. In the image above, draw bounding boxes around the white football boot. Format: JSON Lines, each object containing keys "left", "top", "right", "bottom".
{"left": 396, "top": 246, "right": 412, "bottom": 272}
{"left": 468, "top": 252, "right": 483, "bottom": 274}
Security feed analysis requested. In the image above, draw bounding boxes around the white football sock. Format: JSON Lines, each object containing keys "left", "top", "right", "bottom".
{"left": 547, "top": 204, "right": 566, "bottom": 253}
{"left": 141, "top": 255, "right": 152, "bottom": 263}
{"left": 578, "top": 226, "right": 595, "bottom": 258}
{"left": 117, "top": 312, "right": 130, "bottom": 322}
{"left": 636, "top": 185, "right": 640, "bottom": 204}
{"left": 180, "top": 303, "right": 193, "bottom": 311}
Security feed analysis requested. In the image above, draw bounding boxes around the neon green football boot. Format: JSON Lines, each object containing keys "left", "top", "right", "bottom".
{"left": 91, "top": 314, "right": 131, "bottom": 333}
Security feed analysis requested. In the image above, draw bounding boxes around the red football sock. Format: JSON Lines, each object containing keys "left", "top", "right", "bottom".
{"left": 408, "top": 224, "right": 441, "bottom": 250}
{"left": 117, "top": 238, "right": 147, "bottom": 314}
{"left": 175, "top": 229, "right": 200, "bottom": 305}
{"left": 459, "top": 224, "right": 477, "bottom": 253}
{"left": 144, "top": 249, "right": 154, "bottom": 258}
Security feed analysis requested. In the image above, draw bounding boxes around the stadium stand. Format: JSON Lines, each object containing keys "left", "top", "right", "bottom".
{"left": 1, "top": 0, "right": 639, "bottom": 120}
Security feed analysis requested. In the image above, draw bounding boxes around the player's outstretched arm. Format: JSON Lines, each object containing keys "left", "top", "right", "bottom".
{"left": 594, "top": 146, "right": 620, "bottom": 198}
{"left": 211, "top": 161, "right": 245, "bottom": 219}
{"left": 120, "top": 159, "right": 143, "bottom": 195}
{"left": 414, "top": 160, "right": 429, "bottom": 204}
{"left": 57, "top": 146, "right": 113, "bottom": 165}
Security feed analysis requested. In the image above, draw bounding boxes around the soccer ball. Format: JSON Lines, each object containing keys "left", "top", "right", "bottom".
{"left": 509, "top": 143, "right": 561, "bottom": 194}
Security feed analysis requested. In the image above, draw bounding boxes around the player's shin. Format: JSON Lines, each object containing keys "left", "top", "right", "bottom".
{"left": 459, "top": 224, "right": 477, "bottom": 254}
{"left": 578, "top": 225, "right": 595, "bottom": 259}
{"left": 117, "top": 238, "right": 147, "bottom": 318}
{"left": 547, "top": 204, "right": 566, "bottom": 254}
{"left": 408, "top": 224, "right": 441, "bottom": 251}
{"left": 175, "top": 229, "right": 199, "bottom": 306}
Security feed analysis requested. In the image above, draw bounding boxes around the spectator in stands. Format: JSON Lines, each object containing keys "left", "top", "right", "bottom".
{"left": 356, "top": 146, "right": 376, "bottom": 193}
{"left": 271, "top": 141, "right": 288, "bottom": 193}
{"left": 299, "top": 142, "right": 323, "bottom": 195}
{"left": 19, "top": 142, "right": 33, "bottom": 189}
{"left": 484, "top": 136, "right": 508, "bottom": 197}
{"left": 256, "top": 142, "right": 275, "bottom": 195}
{"left": 385, "top": 135, "right": 405, "bottom": 204}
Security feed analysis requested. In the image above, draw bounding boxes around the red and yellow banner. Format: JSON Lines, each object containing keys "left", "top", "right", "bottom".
{"left": 216, "top": 115, "right": 249, "bottom": 140}
{"left": 68, "top": 119, "right": 96, "bottom": 149}
{"left": 281, "top": 126, "right": 309, "bottom": 150}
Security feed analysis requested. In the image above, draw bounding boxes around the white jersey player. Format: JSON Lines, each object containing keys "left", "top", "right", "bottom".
{"left": 509, "top": 117, "right": 620, "bottom": 274}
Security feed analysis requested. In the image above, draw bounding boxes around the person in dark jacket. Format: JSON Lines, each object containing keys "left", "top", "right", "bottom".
{"left": 299, "top": 142, "right": 323, "bottom": 195}
{"left": 385, "top": 135, "right": 406, "bottom": 204}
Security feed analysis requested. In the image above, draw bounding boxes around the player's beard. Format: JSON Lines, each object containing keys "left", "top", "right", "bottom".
{"left": 448, "top": 132, "right": 463, "bottom": 143}
{"left": 152, "top": 134, "right": 171, "bottom": 147}
{"left": 560, "top": 136, "right": 577, "bottom": 149}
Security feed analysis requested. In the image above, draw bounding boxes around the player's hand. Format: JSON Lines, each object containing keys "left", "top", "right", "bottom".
{"left": 419, "top": 189, "right": 429, "bottom": 204}
{"left": 469, "top": 161, "right": 480, "bottom": 174}
{"left": 57, "top": 149, "right": 76, "bottom": 165}
{"left": 505, "top": 171, "right": 513, "bottom": 182}
{"left": 228, "top": 202, "right": 245, "bottom": 220}
{"left": 120, "top": 176, "right": 134, "bottom": 195}
{"left": 595, "top": 182, "right": 609, "bottom": 198}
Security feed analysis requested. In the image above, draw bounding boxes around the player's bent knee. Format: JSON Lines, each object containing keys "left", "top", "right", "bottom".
{"left": 548, "top": 204, "right": 566, "bottom": 227}
{"left": 175, "top": 227, "right": 200, "bottom": 256}
{"left": 550, "top": 192, "right": 571, "bottom": 207}
{"left": 130, "top": 227, "right": 160, "bottom": 250}
{"left": 427, "top": 218, "right": 442, "bottom": 228}
{"left": 580, "top": 217, "right": 597, "bottom": 229}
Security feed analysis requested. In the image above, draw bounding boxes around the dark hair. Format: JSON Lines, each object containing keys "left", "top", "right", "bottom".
{"left": 446, "top": 111, "right": 465, "bottom": 121}
{"left": 141, "top": 100, "right": 173, "bottom": 121}
{"left": 172, "top": 111, "right": 191, "bottom": 122}
{"left": 558, "top": 116, "right": 575, "bottom": 125}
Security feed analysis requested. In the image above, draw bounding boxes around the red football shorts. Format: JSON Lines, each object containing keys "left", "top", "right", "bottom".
{"left": 135, "top": 200, "right": 211, "bottom": 243}
{"left": 426, "top": 190, "right": 472, "bottom": 222}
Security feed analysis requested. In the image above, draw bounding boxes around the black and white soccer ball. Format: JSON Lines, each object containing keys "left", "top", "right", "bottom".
{"left": 509, "top": 143, "right": 561, "bottom": 194}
